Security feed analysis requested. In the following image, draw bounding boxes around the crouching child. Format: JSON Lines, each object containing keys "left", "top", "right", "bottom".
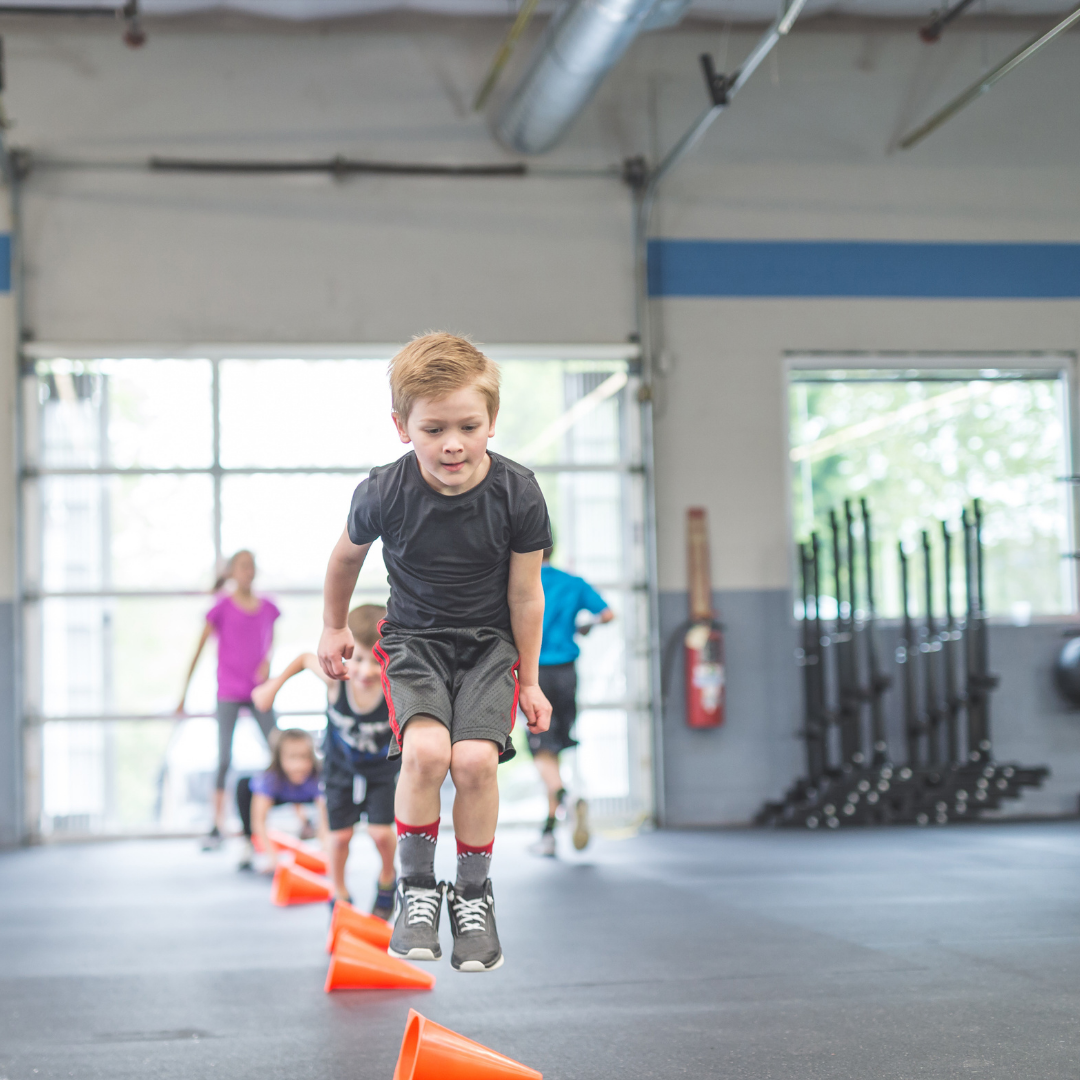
{"left": 253, "top": 604, "right": 399, "bottom": 918}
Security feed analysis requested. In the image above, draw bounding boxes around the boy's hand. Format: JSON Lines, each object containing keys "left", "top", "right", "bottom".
{"left": 318, "top": 626, "right": 354, "bottom": 680}
{"left": 251, "top": 681, "right": 276, "bottom": 713}
{"left": 518, "top": 683, "right": 551, "bottom": 734}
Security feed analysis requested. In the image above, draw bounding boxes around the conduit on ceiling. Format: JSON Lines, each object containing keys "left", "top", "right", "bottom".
{"left": 493, "top": 0, "right": 692, "bottom": 155}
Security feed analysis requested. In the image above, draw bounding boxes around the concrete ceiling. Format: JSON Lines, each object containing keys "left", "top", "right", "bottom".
{"left": 6, "top": 0, "right": 1079, "bottom": 22}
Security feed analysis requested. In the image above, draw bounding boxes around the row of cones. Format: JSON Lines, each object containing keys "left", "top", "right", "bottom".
{"left": 265, "top": 829, "right": 330, "bottom": 875}
{"left": 266, "top": 834, "right": 542, "bottom": 1076}
{"left": 325, "top": 899, "right": 434, "bottom": 992}
{"left": 323, "top": 908, "right": 542, "bottom": 1076}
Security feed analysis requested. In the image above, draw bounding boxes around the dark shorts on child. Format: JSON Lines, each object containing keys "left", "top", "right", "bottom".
{"left": 529, "top": 661, "right": 579, "bottom": 756}
{"left": 374, "top": 623, "right": 520, "bottom": 763}
{"left": 323, "top": 731, "right": 400, "bottom": 831}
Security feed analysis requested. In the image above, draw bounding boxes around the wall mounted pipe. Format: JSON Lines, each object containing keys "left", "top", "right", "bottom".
{"left": 493, "top": 0, "right": 664, "bottom": 156}
{"left": 623, "top": 0, "right": 807, "bottom": 827}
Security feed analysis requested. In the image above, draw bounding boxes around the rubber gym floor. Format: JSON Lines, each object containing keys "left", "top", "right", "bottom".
{"left": 1, "top": 821, "right": 1078, "bottom": 1080}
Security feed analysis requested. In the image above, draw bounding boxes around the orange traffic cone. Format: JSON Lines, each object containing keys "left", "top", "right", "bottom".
{"left": 270, "top": 856, "right": 332, "bottom": 906}
{"left": 266, "top": 829, "right": 328, "bottom": 874}
{"left": 323, "top": 932, "right": 435, "bottom": 992}
{"left": 325, "top": 899, "right": 393, "bottom": 954}
{"left": 392, "top": 1010, "right": 542, "bottom": 1080}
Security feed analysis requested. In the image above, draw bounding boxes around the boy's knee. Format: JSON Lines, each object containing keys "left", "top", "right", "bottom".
{"left": 401, "top": 719, "right": 451, "bottom": 779}
{"left": 450, "top": 740, "right": 498, "bottom": 790}
{"left": 368, "top": 824, "right": 396, "bottom": 849}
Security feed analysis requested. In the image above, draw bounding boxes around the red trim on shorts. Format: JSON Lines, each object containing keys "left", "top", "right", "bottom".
{"left": 456, "top": 837, "right": 494, "bottom": 857}
{"left": 372, "top": 629, "right": 398, "bottom": 743}
{"left": 396, "top": 817, "right": 440, "bottom": 842}
{"left": 510, "top": 657, "right": 520, "bottom": 732}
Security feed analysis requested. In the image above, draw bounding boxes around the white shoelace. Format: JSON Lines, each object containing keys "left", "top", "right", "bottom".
{"left": 452, "top": 894, "right": 488, "bottom": 933}
{"left": 405, "top": 887, "right": 442, "bottom": 927}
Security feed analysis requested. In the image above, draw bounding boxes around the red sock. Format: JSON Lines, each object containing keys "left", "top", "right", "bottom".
{"left": 396, "top": 818, "right": 439, "bottom": 879}
{"left": 455, "top": 837, "right": 493, "bottom": 889}
{"left": 396, "top": 818, "right": 439, "bottom": 842}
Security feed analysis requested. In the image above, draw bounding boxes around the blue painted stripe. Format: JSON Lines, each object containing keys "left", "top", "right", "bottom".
{"left": 647, "top": 239, "right": 1080, "bottom": 298}
{"left": 0, "top": 235, "right": 10, "bottom": 293}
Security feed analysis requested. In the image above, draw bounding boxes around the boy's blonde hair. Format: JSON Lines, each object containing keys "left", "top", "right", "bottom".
{"left": 388, "top": 332, "right": 500, "bottom": 423}
{"left": 347, "top": 603, "right": 386, "bottom": 650}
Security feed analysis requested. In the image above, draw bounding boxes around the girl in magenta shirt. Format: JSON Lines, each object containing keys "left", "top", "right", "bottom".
{"left": 178, "top": 549, "right": 281, "bottom": 849}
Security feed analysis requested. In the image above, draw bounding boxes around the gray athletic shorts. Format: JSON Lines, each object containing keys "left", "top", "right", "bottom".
{"left": 374, "top": 623, "right": 520, "bottom": 764}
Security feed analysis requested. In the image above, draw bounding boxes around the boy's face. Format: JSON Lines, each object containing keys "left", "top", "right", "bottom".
{"left": 344, "top": 641, "right": 382, "bottom": 690}
{"left": 393, "top": 384, "right": 496, "bottom": 495}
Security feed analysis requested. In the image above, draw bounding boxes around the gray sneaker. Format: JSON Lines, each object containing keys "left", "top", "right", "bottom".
{"left": 387, "top": 877, "right": 445, "bottom": 961}
{"left": 447, "top": 879, "right": 504, "bottom": 972}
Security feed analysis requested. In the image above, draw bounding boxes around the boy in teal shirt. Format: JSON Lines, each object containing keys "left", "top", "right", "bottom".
{"left": 529, "top": 545, "right": 614, "bottom": 856}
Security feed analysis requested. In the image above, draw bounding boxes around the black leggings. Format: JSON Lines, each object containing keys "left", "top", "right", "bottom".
{"left": 235, "top": 776, "right": 289, "bottom": 839}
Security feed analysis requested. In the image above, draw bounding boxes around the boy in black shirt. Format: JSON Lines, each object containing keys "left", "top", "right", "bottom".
{"left": 253, "top": 604, "right": 399, "bottom": 919}
{"left": 318, "top": 332, "right": 552, "bottom": 972}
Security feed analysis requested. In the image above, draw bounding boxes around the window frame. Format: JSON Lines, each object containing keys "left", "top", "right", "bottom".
{"left": 782, "top": 351, "right": 1079, "bottom": 624}
{"left": 17, "top": 342, "right": 654, "bottom": 837}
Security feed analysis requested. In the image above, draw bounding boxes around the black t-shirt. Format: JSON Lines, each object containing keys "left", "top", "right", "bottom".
{"left": 347, "top": 451, "right": 551, "bottom": 630}
{"left": 327, "top": 682, "right": 392, "bottom": 762}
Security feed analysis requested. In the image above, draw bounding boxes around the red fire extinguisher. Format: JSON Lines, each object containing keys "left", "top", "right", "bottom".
{"left": 685, "top": 507, "right": 725, "bottom": 729}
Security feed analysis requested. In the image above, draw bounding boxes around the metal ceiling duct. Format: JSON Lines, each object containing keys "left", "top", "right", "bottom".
{"left": 494, "top": 0, "right": 688, "bottom": 155}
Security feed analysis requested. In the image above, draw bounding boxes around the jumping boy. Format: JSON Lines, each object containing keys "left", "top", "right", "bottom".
{"left": 318, "top": 332, "right": 552, "bottom": 973}
{"left": 252, "top": 604, "right": 400, "bottom": 919}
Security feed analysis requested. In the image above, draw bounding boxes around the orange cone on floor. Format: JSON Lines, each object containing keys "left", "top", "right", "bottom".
{"left": 323, "top": 932, "right": 435, "bottom": 992}
{"left": 270, "top": 856, "right": 332, "bottom": 906}
{"left": 392, "top": 1010, "right": 542, "bottom": 1080}
{"left": 325, "top": 899, "right": 393, "bottom": 954}
{"left": 266, "top": 829, "right": 329, "bottom": 874}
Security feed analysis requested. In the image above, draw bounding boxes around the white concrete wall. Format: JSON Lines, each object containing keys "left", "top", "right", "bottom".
{"left": 4, "top": 12, "right": 1080, "bottom": 828}
{"left": 6, "top": 15, "right": 1080, "bottom": 587}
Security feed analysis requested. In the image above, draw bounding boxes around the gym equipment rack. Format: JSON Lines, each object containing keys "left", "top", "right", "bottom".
{"left": 757, "top": 498, "right": 1049, "bottom": 829}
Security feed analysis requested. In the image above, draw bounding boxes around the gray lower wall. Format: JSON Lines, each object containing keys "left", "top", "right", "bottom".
{"left": 0, "top": 601, "right": 18, "bottom": 846}
{"left": 659, "top": 590, "right": 1080, "bottom": 826}
{"left": 659, "top": 589, "right": 801, "bottom": 826}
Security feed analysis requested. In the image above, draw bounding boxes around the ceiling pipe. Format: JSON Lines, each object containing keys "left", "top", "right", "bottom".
{"left": 493, "top": 0, "right": 685, "bottom": 156}
{"left": 899, "top": 0, "right": 1080, "bottom": 148}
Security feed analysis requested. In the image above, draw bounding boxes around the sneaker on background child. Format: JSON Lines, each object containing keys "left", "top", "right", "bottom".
{"left": 252, "top": 604, "right": 399, "bottom": 918}
{"left": 317, "top": 333, "right": 553, "bottom": 972}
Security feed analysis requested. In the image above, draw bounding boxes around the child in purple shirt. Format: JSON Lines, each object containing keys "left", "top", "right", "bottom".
{"left": 236, "top": 728, "right": 328, "bottom": 871}
{"left": 178, "top": 549, "right": 281, "bottom": 850}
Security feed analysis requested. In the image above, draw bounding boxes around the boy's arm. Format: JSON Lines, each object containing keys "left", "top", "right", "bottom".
{"left": 318, "top": 528, "right": 372, "bottom": 680}
{"left": 251, "top": 652, "right": 333, "bottom": 713}
{"left": 577, "top": 608, "right": 615, "bottom": 637}
{"left": 576, "top": 580, "right": 615, "bottom": 637}
{"left": 508, "top": 549, "right": 551, "bottom": 734}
